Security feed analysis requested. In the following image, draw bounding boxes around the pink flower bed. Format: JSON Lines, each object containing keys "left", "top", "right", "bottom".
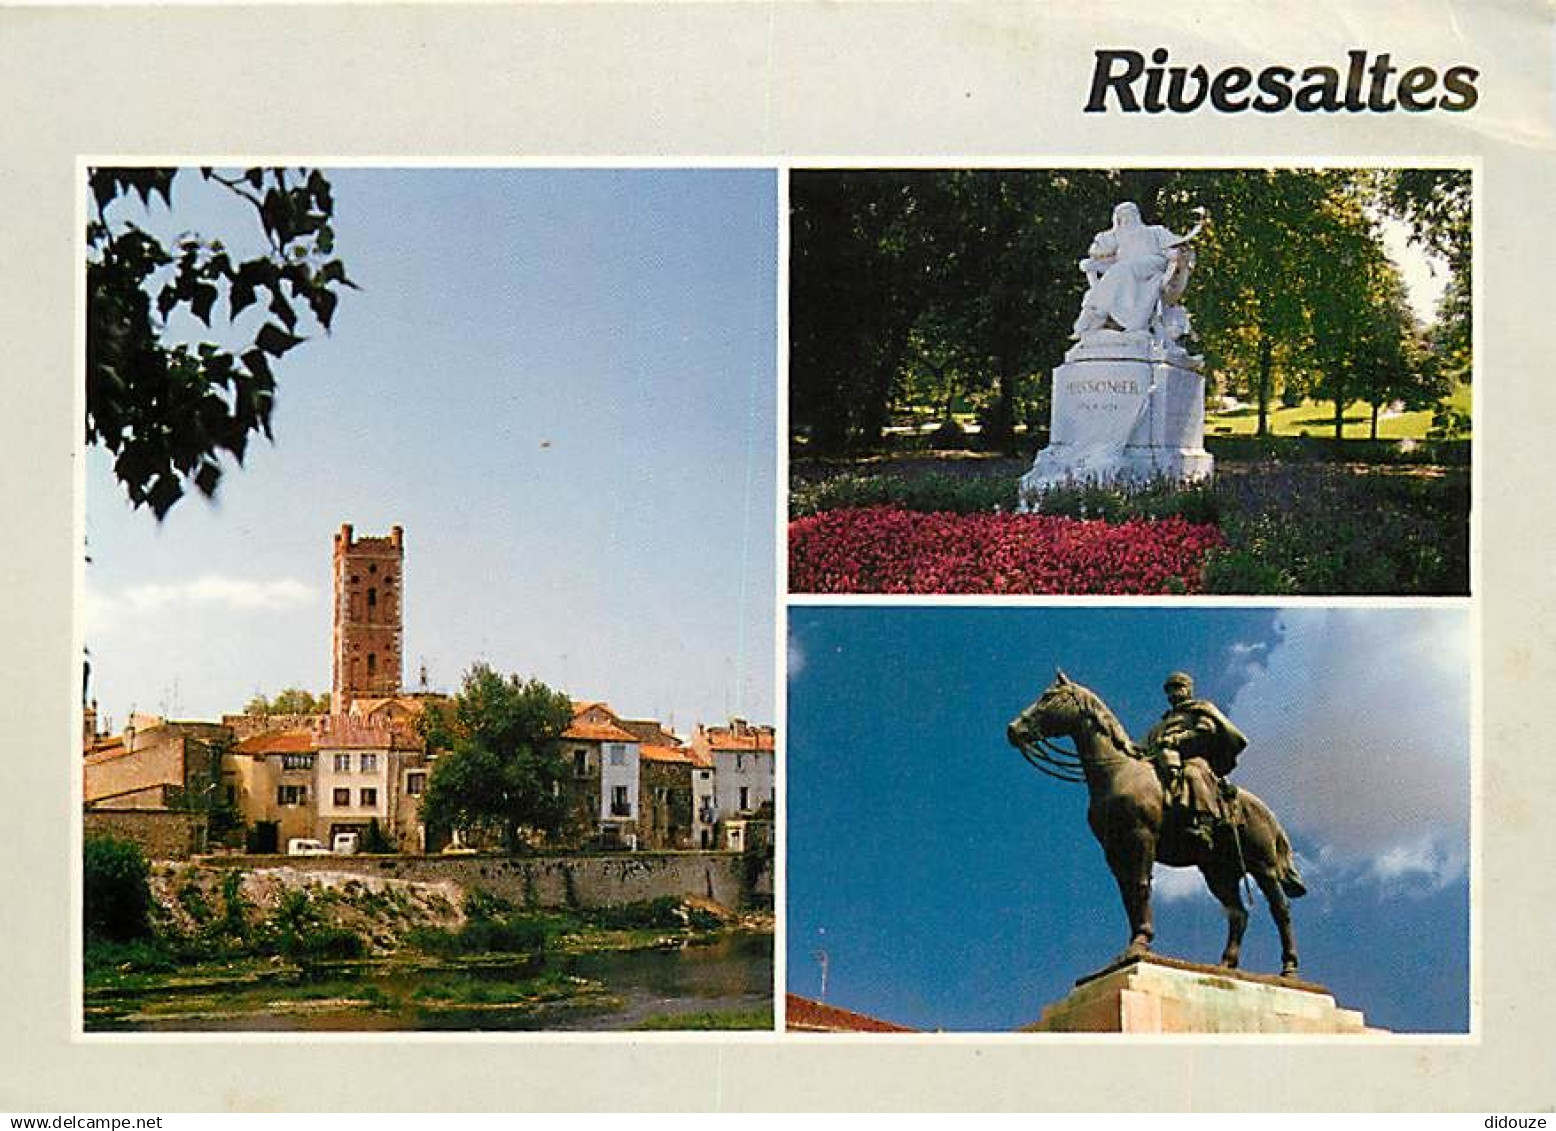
{"left": 788, "top": 507, "right": 1224, "bottom": 595}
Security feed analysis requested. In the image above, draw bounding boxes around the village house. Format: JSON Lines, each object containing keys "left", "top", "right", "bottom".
{"left": 692, "top": 717, "right": 776, "bottom": 850}
{"left": 560, "top": 702, "right": 642, "bottom": 847}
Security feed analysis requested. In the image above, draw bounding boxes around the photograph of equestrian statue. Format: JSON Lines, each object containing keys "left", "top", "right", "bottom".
{"left": 784, "top": 605, "right": 1470, "bottom": 1034}
{"left": 787, "top": 167, "right": 1470, "bottom": 597}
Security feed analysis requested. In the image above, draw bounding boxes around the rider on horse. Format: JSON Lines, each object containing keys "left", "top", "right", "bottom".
{"left": 1142, "top": 671, "right": 1246, "bottom": 850}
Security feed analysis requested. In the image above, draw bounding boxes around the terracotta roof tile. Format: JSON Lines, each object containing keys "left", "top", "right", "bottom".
{"left": 706, "top": 731, "right": 775, "bottom": 752}
{"left": 639, "top": 744, "right": 694, "bottom": 765}
{"left": 785, "top": 994, "right": 915, "bottom": 1033}
{"left": 561, "top": 721, "right": 639, "bottom": 743}
{"left": 234, "top": 730, "right": 315, "bottom": 755}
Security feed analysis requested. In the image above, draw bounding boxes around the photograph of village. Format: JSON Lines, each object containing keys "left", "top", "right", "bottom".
{"left": 81, "top": 167, "right": 777, "bottom": 1031}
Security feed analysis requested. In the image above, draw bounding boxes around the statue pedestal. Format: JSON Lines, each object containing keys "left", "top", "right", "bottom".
{"left": 1019, "top": 338, "right": 1213, "bottom": 505}
{"left": 1022, "top": 955, "right": 1382, "bottom": 1034}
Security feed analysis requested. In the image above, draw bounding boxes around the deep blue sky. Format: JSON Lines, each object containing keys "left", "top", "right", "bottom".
{"left": 786, "top": 605, "right": 1471, "bottom": 1033}
{"left": 86, "top": 168, "right": 776, "bottom": 733}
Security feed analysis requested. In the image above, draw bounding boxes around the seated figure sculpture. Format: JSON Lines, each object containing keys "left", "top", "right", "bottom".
{"left": 1071, "top": 202, "right": 1203, "bottom": 345}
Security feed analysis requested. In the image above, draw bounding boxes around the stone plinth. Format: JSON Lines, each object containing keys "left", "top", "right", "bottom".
{"left": 1024, "top": 955, "right": 1381, "bottom": 1034}
{"left": 1019, "top": 339, "right": 1213, "bottom": 504}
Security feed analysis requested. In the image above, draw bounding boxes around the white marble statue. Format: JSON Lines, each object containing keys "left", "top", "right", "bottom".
{"left": 1071, "top": 202, "right": 1204, "bottom": 344}
{"left": 1020, "top": 201, "right": 1214, "bottom": 499}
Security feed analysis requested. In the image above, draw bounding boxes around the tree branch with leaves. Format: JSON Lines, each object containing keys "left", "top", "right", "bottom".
{"left": 86, "top": 167, "right": 355, "bottom": 518}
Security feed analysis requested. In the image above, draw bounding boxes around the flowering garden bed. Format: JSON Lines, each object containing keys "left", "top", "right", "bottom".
{"left": 788, "top": 507, "right": 1224, "bottom": 595}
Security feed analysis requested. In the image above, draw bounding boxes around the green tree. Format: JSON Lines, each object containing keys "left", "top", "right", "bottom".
{"left": 83, "top": 834, "right": 153, "bottom": 942}
{"left": 87, "top": 167, "right": 355, "bottom": 518}
{"left": 418, "top": 664, "right": 574, "bottom": 851}
{"left": 244, "top": 688, "right": 331, "bottom": 715}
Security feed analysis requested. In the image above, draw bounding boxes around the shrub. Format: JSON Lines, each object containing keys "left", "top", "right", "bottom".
{"left": 83, "top": 835, "right": 152, "bottom": 942}
{"left": 83, "top": 936, "right": 176, "bottom": 974}
{"left": 282, "top": 926, "right": 368, "bottom": 961}
{"left": 790, "top": 473, "right": 1017, "bottom": 519}
{"left": 588, "top": 896, "right": 686, "bottom": 931}
{"left": 789, "top": 508, "right": 1223, "bottom": 595}
{"left": 1023, "top": 476, "right": 1221, "bottom": 526}
{"left": 1204, "top": 465, "right": 1469, "bottom": 595}
{"left": 407, "top": 915, "right": 546, "bottom": 956}
{"left": 463, "top": 888, "right": 515, "bottom": 921}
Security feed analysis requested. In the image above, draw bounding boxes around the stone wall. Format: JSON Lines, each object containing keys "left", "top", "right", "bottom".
{"left": 85, "top": 809, "right": 208, "bottom": 860}
{"left": 197, "top": 850, "right": 772, "bottom": 910}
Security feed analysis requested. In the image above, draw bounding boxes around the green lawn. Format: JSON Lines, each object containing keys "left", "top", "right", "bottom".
{"left": 1207, "top": 386, "right": 1471, "bottom": 440}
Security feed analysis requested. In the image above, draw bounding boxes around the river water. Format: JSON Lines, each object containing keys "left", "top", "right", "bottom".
{"left": 94, "top": 933, "right": 773, "bottom": 1032}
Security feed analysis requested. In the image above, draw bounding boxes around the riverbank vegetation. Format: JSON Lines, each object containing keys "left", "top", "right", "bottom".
{"left": 83, "top": 838, "right": 772, "bottom": 1031}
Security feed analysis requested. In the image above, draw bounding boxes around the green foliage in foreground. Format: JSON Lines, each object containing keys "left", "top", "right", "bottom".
{"left": 791, "top": 472, "right": 1018, "bottom": 518}
{"left": 794, "top": 459, "right": 1469, "bottom": 596}
{"left": 84, "top": 835, "right": 153, "bottom": 942}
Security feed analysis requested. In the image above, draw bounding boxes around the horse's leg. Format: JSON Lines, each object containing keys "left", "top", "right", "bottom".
{"left": 1106, "top": 833, "right": 1156, "bottom": 960}
{"left": 1201, "top": 863, "right": 1248, "bottom": 969}
{"left": 1253, "top": 867, "right": 1299, "bottom": 977}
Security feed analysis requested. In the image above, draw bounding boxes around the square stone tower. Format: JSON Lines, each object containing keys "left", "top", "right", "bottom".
{"left": 331, "top": 523, "right": 404, "bottom": 709}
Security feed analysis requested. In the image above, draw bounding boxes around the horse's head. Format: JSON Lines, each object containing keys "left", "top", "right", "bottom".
{"left": 1007, "top": 669, "right": 1089, "bottom": 749}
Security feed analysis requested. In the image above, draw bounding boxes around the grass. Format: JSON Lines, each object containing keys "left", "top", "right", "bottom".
{"left": 1207, "top": 387, "right": 1472, "bottom": 440}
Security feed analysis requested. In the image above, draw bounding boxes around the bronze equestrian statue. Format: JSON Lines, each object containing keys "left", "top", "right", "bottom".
{"left": 1007, "top": 670, "right": 1306, "bottom": 977}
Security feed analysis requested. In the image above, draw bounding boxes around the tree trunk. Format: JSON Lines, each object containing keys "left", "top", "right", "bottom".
{"left": 1333, "top": 393, "right": 1345, "bottom": 441}
{"left": 1256, "top": 332, "right": 1273, "bottom": 438}
{"left": 1370, "top": 401, "right": 1380, "bottom": 440}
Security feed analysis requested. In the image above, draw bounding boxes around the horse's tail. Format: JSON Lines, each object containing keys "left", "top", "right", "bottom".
{"left": 1274, "top": 825, "right": 1307, "bottom": 899}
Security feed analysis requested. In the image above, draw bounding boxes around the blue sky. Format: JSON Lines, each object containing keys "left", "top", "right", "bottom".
{"left": 85, "top": 168, "right": 776, "bottom": 733}
{"left": 786, "top": 605, "right": 1471, "bottom": 1033}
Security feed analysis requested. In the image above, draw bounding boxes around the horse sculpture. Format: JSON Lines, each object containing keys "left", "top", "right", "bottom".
{"left": 1006, "top": 670, "right": 1305, "bottom": 977}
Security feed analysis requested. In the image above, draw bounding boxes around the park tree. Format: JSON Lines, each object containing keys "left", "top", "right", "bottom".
{"left": 418, "top": 664, "right": 574, "bottom": 851}
{"left": 244, "top": 688, "right": 330, "bottom": 716}
{"left": 87, "top": 167, "right": 354, "bottom": 518}
{"left": 790, "top": 171, "right": 931, "bottom": 454}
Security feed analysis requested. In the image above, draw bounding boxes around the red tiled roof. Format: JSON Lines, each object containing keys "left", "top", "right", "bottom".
{"left": 705, "top": 731, "right": 775, "bottom": 752}
{"left": 561, "top": 721, "right": 639, "bottom": 743}
{"left": 639, "top": 744, "right": 694, "bottom": 766}
{"left": 234, "top": 730, "right": 315, "bottom": 755}
{"left": 785, "top": 994, "right": 915, "bottom": 1033}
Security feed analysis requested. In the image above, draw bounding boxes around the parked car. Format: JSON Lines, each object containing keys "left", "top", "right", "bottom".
{"left": 287, "top": 838, "right": 331, "bottom": 857}
{"left": 332, "top": 832, "right": 360, "bottom": 855}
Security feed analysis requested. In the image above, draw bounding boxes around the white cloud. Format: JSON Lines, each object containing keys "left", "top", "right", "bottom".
{"left": 1152, "top": 864, "right": 1214, "bottom": 904}
{"left": 86, "top": 574, "right": 317, "bottom": 634}
{"left": 787, "top": 632, "right": 807, "bottom": 680}
{"left": 1228, "top": 608, "right": 1470, "bottom": 893}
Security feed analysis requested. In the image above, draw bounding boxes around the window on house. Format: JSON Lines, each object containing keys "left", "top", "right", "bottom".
{"left": 277, "top": 785, "right": 308, "bottom": 806}
{"left": 573, "top": 750, "right": 589, "bottom": 777}
{"left": 608, "top": 746, "right": 626, "bottom": 767}
{"left": 334, "top": 788, "right": 351, "bottom": 806}
{"left": 739, "top": 786, "right": 750, "bottom": 811}
{"left": 736, "top": 753, "right": 744, "bottom": 771}
{"left": 369, "top": 563, "right": 378, "bottom": 574}
{"left": 406, "top": 772, "right": 426, "bottom": 796}
{"left": 225, "top": 785, "right": 237, "bottom": 806}
{"left": 367, "top": 587, "right": 377, "bottom": 609}
{"left": 611, "top": 785, "right": 630, "bottom": 817}
{"left": 360, "top": 753, "right": 378, "bottom": 772}
{"left": 367, "top": 653, "right": 377, "bottom": 677}
{"left": 333, "top": 753, "right": 351, "bottom": 772}
{"left": 360, "top": 788, "right": 378, "bottom": 807}
{"left": 282, "top": 753, "right": 314, "bottom": 771}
